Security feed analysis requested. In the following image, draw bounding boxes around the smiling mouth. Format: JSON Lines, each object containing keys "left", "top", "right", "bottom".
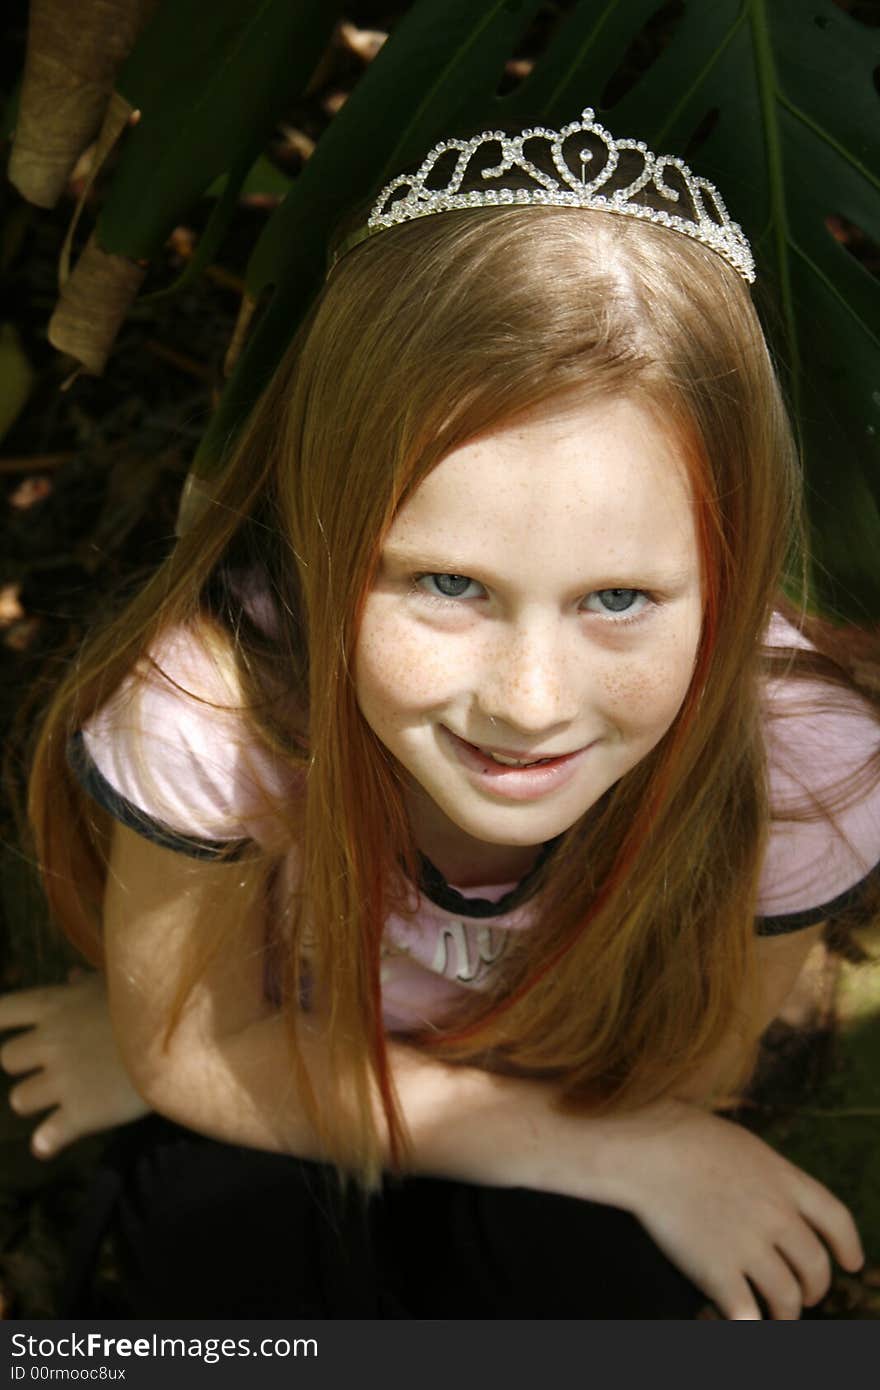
{"left": 475, "top": 748, "right": 558, "bottom": 767}
{"left": 441, "top": 726, "right": 595, "bottom": 801}
{"left": 448, "top": 731, "right": 581, "bottom": 768}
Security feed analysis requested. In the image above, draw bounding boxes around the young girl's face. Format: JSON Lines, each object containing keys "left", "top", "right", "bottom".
{"left": 355, "top": 395, "right": 703, "bottom": 874}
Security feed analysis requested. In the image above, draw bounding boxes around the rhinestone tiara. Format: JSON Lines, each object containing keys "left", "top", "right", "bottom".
{"left": 336, "top": 107, "right": 754, "bottom": 283}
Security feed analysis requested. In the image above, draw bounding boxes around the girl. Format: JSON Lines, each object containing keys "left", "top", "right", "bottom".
{"left": 1, "top": 109, "right": 878, "bottom": 1320}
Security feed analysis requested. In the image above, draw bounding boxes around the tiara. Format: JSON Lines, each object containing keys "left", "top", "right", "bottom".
{"left": 338, "top": 108, "right": 754, "bottom": 283}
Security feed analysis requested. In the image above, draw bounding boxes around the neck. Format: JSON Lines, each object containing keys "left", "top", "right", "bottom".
{"left": 405, "top": 787, "right": 541, "bottom": 889}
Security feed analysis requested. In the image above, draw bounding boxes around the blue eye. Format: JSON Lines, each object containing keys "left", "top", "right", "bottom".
{"left": 584, "top": 588, "right": 648, "bottom": 617}
{"left": 417, "top": 573, "right": 482, "bottom": 600}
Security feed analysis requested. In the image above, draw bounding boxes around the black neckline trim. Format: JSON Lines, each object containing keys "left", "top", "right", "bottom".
{"left": 416, "top": 839, "right": 560, "bottom": 919}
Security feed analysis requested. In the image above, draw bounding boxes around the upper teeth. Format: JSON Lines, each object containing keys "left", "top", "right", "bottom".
{"left": 482, "top": 749, "right": 544, "bottom": 766}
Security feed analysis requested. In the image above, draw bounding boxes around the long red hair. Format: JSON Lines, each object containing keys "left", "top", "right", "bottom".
{"left": 29, "top": 205, "right": 879, "bottom": 1184}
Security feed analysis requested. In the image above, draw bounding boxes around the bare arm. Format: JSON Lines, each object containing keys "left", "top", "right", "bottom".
{"left": 98, "top": 825, "right": 865, "bottom": 1318}
{"left": 104, "top": 818, "right": 826, "bottom": 1155}
{"left": 102, "top": 823, "right": 615, "bottom": 1191}
{"left": 675, "top": 920, "right": 828, "bottom": 1103}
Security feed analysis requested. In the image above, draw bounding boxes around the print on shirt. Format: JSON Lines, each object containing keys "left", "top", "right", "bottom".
{"left": 430, "top": 921, "right": 508, "bottom": 984}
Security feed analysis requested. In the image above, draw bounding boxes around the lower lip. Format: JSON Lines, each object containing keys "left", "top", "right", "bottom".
{"left": 442, "top": 728, "right": 593, "bottom": 802}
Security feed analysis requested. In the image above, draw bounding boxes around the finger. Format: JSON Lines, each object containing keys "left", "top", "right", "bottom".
{"left": 0, "top": 988, "right": 53, "bottom": 1031}
{"left": 711, "top": 1275, "right": 763, "bottom": 1321}
{"left": 798, "top": 1178, "right": 865, "bottom": 1273}
{"left": 775, "top": 1228, "right": 832, "bottom": 1307}
{"left": 32, "top": 1101, "right": 100, "bottom": 1159}
{"left": 31, "top": 1108, "right": 66, "bottom": 1160}
{"left": 8, "top": 1071, "right": 58, "bottom": 1117}
{"left": 747, "top": 1250, "right": 804, "bottom": 1320}
{"left": 0, "top": 1031, "right": 43, "bottom": 1075}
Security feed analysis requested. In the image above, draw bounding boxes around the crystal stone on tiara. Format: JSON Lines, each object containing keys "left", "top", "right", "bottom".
{"left": 364, "top": 107, "right": 755, "bottom": 283}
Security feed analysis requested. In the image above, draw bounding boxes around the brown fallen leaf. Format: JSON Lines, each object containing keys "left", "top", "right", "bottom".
{"left": 0, "top": 583, "right": 25, "bottom": 628}
{"left": 69, "top": 140, "right": 98, "bottom": 192}
{"left": 167, "top": 226, "right": 197, "bottom": 264}
{"left": 505, "top": 58, "right": 535, "bottom": 81}
{"left": 8, "top": 475, "right": 53, "bottom": 510}
{"left": 323, "top": 91, "right": 348, "bottom": 118}
{"left": 277, "top": 125, "right": 316, "bottom": 164}
{"left": 8, "top": 0, "right": 159, "bottom": 208}
{"left": 338, "top": 20, "right": 389, "bottom": 63}
{"left": 3, "top": 617, "right": 42, "bottom": 652}
{"left": 49, "top": 230, "right": 147, "bottom": 375}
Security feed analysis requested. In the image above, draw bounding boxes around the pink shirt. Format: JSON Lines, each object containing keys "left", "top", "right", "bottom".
{"left": 71, "top": 616, "right": 880, "bottom": 1032}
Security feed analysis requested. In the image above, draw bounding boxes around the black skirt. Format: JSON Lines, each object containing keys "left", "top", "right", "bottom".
{"left": 65, "top": 1116, "right": 705, "bottom": 1319}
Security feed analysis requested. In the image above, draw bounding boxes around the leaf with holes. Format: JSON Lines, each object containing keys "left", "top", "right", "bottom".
{"left": 573, "top": 0, "right": 880, "bottom": 620}
{"left": 192, "top": 0, "right": 549, "bottom": 480}
{"left": 97, "top": 0, "right": 342, "bottom": 258}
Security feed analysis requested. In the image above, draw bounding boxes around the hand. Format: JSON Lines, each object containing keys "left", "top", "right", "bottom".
{"left": 614, "top": 1101, "right": 864, "bottom": 1319}
{"left": 0, "top": 971, "right": 150, "bottom": 1159}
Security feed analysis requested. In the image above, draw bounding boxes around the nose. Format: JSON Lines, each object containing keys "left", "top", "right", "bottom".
{"left": 477, "top": 616, "right": 581, "bottom": 737}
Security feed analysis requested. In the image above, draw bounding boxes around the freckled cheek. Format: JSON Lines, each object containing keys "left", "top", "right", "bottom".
{"left": 595, "top": 648, "right": 696, "bottom": 733}
{"left": 354, "top": 612, "right": 469, "bottom": 726}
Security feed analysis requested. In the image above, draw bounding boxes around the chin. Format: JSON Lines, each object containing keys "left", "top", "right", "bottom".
{"left": 472, "top": 824, "right": 555, "bottom": 849}
{"left": 441, "top": 801, "right": 584, "bottom": 848}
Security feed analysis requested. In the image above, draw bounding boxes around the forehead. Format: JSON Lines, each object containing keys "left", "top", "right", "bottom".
{"left": 385, "top": 395, "right": 699, "bottom": 581}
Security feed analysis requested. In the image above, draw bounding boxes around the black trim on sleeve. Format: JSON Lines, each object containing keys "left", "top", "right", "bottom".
{"left": 67, "top": 731, "right": 252, "bottom": 862}
{"left": 755, "top": 859, "right": 880, "bottom": 936}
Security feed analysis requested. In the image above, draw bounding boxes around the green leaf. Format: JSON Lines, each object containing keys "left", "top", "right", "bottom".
{"left": 140, "top": 145, "right": 263, "bottom": 304}
{"left": 194, "top": 0, "right": 548, "bottom": 477}
{"left": 597, "top": 0, "right": 880, "bottom": 619}
{"left": 0, "top": 76, "right": 21, "bottom": 142}
{"left": 97, "top": 0, "right": 342, "bottom": 259}
{"left": 206, "top": 153, "right": 293, "bottom": 203}
{"left": 243, "top": 0, "right": 548, "bottom": 301}
{"left": 500, "top": 0, "right": 664, "bottom": 122}
{"left": 0, "top": 323, "right": 35, "bottom": 444}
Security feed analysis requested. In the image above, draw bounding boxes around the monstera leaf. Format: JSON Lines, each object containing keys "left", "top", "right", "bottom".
{"left": 515, "top": 0, "right": 879, "bottom": 620}
{"left": 99, "top": 0, "right": 342, "bottom": 257}
{"left": 194, "top": 0, "right": 878, "bottom": 619}
{"left": 191, "top": 0, "right": 551, "bottom": 485}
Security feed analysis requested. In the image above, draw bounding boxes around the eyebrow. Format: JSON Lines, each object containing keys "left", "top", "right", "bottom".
{"left": 380, "top": 545, "right": 697, "bottom": 591}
